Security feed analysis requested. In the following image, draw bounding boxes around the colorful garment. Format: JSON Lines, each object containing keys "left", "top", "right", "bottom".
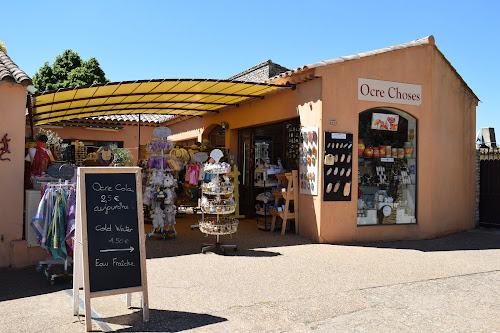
{"left": 65, "top": 189, "right": 76, "bottom": 256}
{"left": 26, "top": 146, "right": 52, "bottom": 189}
{"left": 30, "top": 189, "right": 51, "bottom": 243}
{"left": 186, "top": 164, "right": 200, "bottom": 185}
{"left": 46, "top": 190, "right": 67, "bottom": 260}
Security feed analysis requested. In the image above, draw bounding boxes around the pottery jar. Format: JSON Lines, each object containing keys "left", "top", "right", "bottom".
{"left": 379, "top": 146, "right": 385, "bottom": 157}
{"left": 358, "top": 138, "right": 365, "bottom": 157}
{"left": 385, "top": 146, "right": 392, "bottom": 157}
{"left": 391, "top": 148, "right": 398, "bottom": 158}
{"left": 397, "top": 148, "right": 405, "bottom": 159}
{"left": 364, "top": 146, "right": 374, "bottom": 157}
{"left": 373, "top": 147, "right": 380, "bottom": 158}
{"left": 404, "top": 141, "right": 414, "bottom": 158}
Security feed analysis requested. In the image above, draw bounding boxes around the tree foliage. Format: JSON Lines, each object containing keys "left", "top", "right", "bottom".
{"left": 0, "top": 40, "right": 6, "bottom": 53}
{"left": 33, "top": 49, "right": 109, "bottom": 92}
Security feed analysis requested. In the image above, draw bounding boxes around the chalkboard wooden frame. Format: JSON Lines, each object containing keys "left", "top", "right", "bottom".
{"left": 72, "top": 167, "right": 149, "bottom": 331}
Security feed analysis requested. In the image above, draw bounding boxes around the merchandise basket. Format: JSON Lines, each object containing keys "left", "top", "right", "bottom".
{"left": 199, "top": 217, "right": 239, "bottom": 235}
{"left": 201, "top": 182, "right": 234, "bottom": 195}
{"left": 200, "top": 199, "right": 236, "bottom": 215}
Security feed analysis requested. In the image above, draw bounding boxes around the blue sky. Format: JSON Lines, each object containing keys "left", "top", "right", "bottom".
{"left": 2, "top": 1, "right": 498, "bottom": 135}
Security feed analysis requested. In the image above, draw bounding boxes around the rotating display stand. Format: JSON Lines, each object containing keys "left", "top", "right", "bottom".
{"left": 199, "top": 150, "right": 238, "bottom": 254}
{"left": 143, "top": 132, "right": 178, "bottom": 239}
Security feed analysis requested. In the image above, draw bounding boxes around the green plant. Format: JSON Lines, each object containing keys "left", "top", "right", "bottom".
{"left": 35, "top": 128, "right": 62, "bottom": 146}
{"left": 32, "top": 49, "right": 109, "bottom": 92}
{"left": 0, "top": 40, "right": 6, "bottom": 53}
{"left": 110, "top": 145, "right": 134, "bottom": 166}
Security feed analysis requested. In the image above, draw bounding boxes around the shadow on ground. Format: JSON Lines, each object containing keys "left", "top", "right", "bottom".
{"left": 99, "top": 308, "right": 226, "bottom": 332}
{"left": 340, "top": 228, "right": 500, "bottom": 252}
{"left": 0, "top": 265, "right": 72, "bottom": 302}
{"left": 145, "top": 215, "right": 312, "bottom": 259}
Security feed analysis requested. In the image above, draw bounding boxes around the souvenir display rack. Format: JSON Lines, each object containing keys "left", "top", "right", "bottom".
{"left": 270, "top": 170, "right": 299, "bottom": 235}
{"left": 34, "top": 176, "right": 76, "bottom": 285}
{"left": 143, "top": 137, "right": 178, "bottom": 239}
{"left": 285, "top": 122, "right": 300, "bottom": 172}
{"left": 323, "top": 132, "right": 353, "bottom": 201}
{"left": 199, "top": 161, "right": 238, "bottom": 254}
{"left": 254, "top": 164, "right": 281, "bottom": 230}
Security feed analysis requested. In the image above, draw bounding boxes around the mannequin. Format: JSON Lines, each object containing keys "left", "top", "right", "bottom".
{"left": 25, "top": 135, "right": 53, "bottom": 188}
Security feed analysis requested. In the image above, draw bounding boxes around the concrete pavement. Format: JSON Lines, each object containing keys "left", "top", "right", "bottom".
{"left": 1, "top": 216, "right": 499, "bottom": 332}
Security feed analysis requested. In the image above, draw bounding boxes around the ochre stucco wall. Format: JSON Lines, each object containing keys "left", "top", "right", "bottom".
{"left": 36, "top": 123, "right": 157, "bottom": 163}
{"left": 314, "top": 43, "right": 477, "bottom": 243}
{"left": 166, "top": 79, "right": 325, "bottom": 241}
{"left": 0, "top": 84, "right": 32, "bottom": 267}
{"left": 168, "top": 43, "right": 477, "bottom": 243}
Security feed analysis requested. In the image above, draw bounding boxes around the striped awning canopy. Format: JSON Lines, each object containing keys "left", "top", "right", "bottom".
{"left": 32, "top": 79, "right": 291, "bottom": 125}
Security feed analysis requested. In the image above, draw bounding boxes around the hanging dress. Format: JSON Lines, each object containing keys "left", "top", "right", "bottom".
{"left": 26, "top": 146, "right": 52, "bottom": 189}
{"left": 46, "top": 190, "right": 67, "bottom": 260}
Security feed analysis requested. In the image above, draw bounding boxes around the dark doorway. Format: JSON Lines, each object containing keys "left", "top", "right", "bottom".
{"left": 237, "top": 119, "right": 300, "bottom": 218}
{"left": 479, "top": 158, "right": 500, "bottom": 227}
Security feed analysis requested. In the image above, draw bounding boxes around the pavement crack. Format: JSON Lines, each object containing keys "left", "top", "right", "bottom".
{"left": 356, "top": 269, "right": 500, "bottom": 291}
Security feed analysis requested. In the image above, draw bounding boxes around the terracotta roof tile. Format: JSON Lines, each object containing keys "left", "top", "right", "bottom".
{"left": 0, "top": 50, "right": 32, "bottom": 86}
{"left": 265, "top": 36, "right": 435, "bottom": 83}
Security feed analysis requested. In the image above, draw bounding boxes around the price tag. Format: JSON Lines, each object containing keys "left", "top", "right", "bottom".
{"left": 331, "top": 133, "right": 347, "bottom": 140}
{"left": 153, "top": 127, "right": 172, "bottom": 138}
{"left": 210, "top": 149, "right": 224, "bottom": 163}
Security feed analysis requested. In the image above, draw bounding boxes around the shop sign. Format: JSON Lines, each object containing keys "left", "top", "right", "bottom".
{"left": 358, "top": 78, "right": 422, "bottom": 106}
{"left": 73, "top": 167, "right": 149, "bottom": 330}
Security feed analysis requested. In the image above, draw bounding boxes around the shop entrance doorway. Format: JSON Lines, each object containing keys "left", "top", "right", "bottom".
{"left": 238, "top": 119, "right": 300, "bottom": 218}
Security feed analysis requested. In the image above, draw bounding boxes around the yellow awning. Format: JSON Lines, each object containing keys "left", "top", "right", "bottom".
{"left": 32, "top": 79, "right": 291, "bottom": 125}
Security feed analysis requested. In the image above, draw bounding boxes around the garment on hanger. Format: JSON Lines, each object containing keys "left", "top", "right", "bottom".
{"left": 26, "top": 145, "right": 52, "bottom": 189}
{"left": 185, "top": 164, "right": 200, "bottom": 185}
{"left": 65, "top": 189, "right": 76, "bottom": 256}
{"left": 46, "top": 190, "right": 68, "bottom": 260}
{"left": 30, "top": 185, "right": 76, "bottom": 259}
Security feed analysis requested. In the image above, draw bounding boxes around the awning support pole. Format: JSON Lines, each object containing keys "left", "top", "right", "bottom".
{"left": 138, "top": 114, "right": 141, "bottom": 162}
{"left": 27, "top": 94, "right": 34, "bottom": 141}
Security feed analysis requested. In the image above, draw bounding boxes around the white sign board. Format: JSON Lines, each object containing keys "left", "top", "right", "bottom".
{"left": 153, "top": 127, "right": 172, "bottom": 138}
{"left": 358, "top": 78, "right": 422, "bottom": 106}
{"left": 210, "top": 149, "right": 224, "bottom": 163}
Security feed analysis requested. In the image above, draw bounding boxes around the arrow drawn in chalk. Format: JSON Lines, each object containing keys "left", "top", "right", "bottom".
{"left": 100, "top": 246, "right": 134, "bottom": 253}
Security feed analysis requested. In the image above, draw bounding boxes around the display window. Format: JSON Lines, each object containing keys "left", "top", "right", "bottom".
{"left": 357, "top": 108, "right": 416, "bottom": 225}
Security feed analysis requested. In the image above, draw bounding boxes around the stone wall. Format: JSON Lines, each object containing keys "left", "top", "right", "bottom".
{"left": 228, "top": 60, "right": 289, "bottom": 82}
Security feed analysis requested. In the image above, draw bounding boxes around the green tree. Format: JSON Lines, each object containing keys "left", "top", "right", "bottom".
{"left": 33, "top": 49, "right": 109, "bottom": 92}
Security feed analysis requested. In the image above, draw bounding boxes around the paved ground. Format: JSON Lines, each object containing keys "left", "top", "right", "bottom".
{"left": 1, "top": 216, "right": 499, "bottom": 332}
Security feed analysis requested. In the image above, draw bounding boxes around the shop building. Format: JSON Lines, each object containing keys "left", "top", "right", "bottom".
{"left": 0, "top": 36, "right": 479, "bottom": 268}
{"left": 165, "top": 36, "right": 478, "bottom": 243}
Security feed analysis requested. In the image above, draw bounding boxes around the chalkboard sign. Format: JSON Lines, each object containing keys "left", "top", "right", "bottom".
{"left": 85, "top": 173, "right": 142, "bottom": 292}
{"left": 73, "top": 167, "right": 149, "bottom": 331}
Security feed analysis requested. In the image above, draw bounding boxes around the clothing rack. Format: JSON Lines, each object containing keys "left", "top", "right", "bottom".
{"left": 33, "top": 180, "right": 76, "bottom": 285}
